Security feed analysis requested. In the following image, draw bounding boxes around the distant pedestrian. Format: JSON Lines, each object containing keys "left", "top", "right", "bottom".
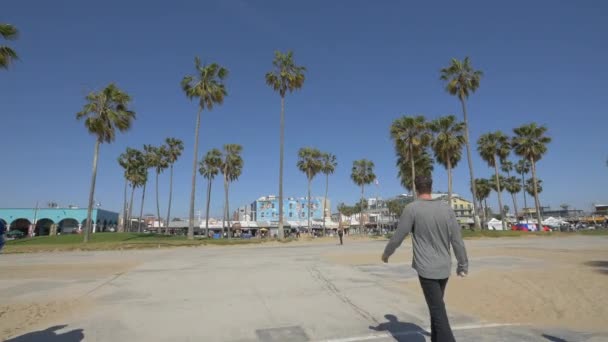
{"left": 0, "top": 220, "right": 6, "bottom": 254}
{"left": 382, "top": 175, "right": 468, "bottom": 342}
{"left": 338, "top": 228, "right": 344, "bottom": 245}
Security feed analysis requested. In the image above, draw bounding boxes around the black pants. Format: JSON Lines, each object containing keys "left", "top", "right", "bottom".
{"left": 338, "top": 233, "right": 343, "bottom": 245}
{"left": 418, "top": 276, "right": 455, "bottom": 342}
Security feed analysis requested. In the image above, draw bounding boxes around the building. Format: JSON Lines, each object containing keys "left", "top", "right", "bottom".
{"left": 0, "top": 207, "right": 119, "bottom": 236}
{"left": 251, "top": 195, "right": 330, "bottom": 222}
{"left": 594, "top": 204, "right": 608, "bottom": 216}
{"left": 450, "top": 196, "right": 474, "bottom": 228}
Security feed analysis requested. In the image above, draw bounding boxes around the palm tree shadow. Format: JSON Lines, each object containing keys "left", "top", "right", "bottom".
{"left": 369, "top": 314, "right": 428, "bottom": 342}
{"left": 5, "top": 325, "right": 84, "bottom": 342}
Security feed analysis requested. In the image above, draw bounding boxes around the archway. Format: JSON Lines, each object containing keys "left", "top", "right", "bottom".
{"left": 35, "top": 218, "right": 54, "bottom": 236}
{"left": 10, "top": 218, "right": 31, "bottom": 235}
{"left": 58, "top": 218, "right": 79, "bottom": 234}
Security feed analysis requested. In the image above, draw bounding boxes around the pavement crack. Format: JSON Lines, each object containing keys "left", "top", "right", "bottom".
{"left": 309, "top": 265, "right": 379, "bottom": 324}
{"left": 81, "top": 272, "right": 126, "bottom": 298}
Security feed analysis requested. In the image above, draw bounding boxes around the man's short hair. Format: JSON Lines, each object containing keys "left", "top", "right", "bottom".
{"left": 415, "top": 175, "right": 432, "bottom": 194}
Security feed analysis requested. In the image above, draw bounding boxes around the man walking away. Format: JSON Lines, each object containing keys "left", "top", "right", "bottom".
{"left": 338, "top": 228, "right": 344, "bottom": 245}
{"left": 382, "top": 175, "right": 468, "bottom": 342}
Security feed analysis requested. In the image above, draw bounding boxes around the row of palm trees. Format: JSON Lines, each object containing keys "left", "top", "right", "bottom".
{"left": 117, "top": 138, "right": 184, "bottom": 234}
{"left": 73, "top": 50, "right": 303, "bottom": 242}
{"left": 296, "top": 148, "right": 337, "bottom": 235}
{"left": 389, "top": 112, "right": 550, "bottom": 229}
{"left": 198, "top": 145, "right": 244, "bottom": 239}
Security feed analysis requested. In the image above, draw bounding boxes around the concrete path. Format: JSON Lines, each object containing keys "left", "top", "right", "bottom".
{"left": 1, "top": 237, "right": 607, "bottom": 341}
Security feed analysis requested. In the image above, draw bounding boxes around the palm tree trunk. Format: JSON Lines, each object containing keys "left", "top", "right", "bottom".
{"left": 478, "top": 197, "right": 486, "bottom": 229}
{"left": 323, "top": 173, "right": 328, "bottom": 237}
{"left": 84, "top": 139, "right": 101, "bottom": 243}
{"left": 128, "top": 184, "right": 135, "bottom": 232}
{"left": 447, "top": 154, "right": 453, "bottom": 207}
{"left": 484, "top": 199, "right": 489, "bottom": 222}
{"left": 308, "top": 177, "right": 312, "bottom": 234}
{"left": 122, "top": 178, "right": 127, "bottom": 233}
{"left": 360, "top": 185, "right": 364, "bottom": 234}
{"left": 165, "top": 165, "right": 174, "bottom": 235}
{"left": 188, "top": 107, "right": 203, "bottom": 240}
{"left": 156, "top": 170, "right": 161, "bottom": 234}
{"left": 530, "top": 158, "right": 543, "bottom": 230}
{"left": 278, "top": 95, "right": 285, "bottom": 240}
{"left": 521, "top": 171, "right": 529, "bottom": 224}
{"left": 409, "top": 144, "right": 416, "bottom": 197}
{"left": 493, "top": 156, "right": 506, "bottom": 230}
{"left": 205, "top": 177, "right": 212, "bottom": 236}
{"left": 224, "top": 174, "right": 230, "bottom": 240}
{"left": 460, "top": 98, "right": 480, "bottom": 230}
{"left": 138, "top": 182, "right": 147, "bottom": 233}
{"left": 511, "top": 192, "right": 519, "bottom": 223}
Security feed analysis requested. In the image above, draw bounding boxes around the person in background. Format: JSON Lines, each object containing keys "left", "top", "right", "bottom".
{"left": 0, "top": 220, "right": 6, "bottom": 254}
{"left": 382, "top": 175, "right": 468, "bottom": 342}
{"left": 338, "top": 227, "right": 344, "bottom": 245}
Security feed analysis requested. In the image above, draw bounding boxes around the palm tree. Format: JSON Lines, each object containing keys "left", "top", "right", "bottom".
{"left": 351, "top": 159, "right": 376, "bottom": 233}
{"left": 118, "top": 152, "right": 130, "bottom": 233}
{"left": 122, "top": 148, "right": 145, "bottom": 232}
{"left": 397, "top": 150, "right": 434, "bottom": 193}
{"left": 478, "top": 131, "right": 510, "bottom": 229}
{"left": 137, "top": 144, "right": 158, "bottom": 233}
{"left": 320, "top": 152, "right": 337, "bottom": 235}
{"left": 390, "top": 115, "right": 431, "bottom": 197}
{"left": 181, "top": 57, "right": 229, "bottom": 240}
{"left": 164, "top": 138, "right": 184, "bottom": 233}
{"left": 147, "top": 145, "right": 169, "bottom": 233}
{"left": 265, "top": 50, "right": 306, "bottom": 240}
{"left": 430, "top": 115, "right": 465, "bottom": 206}
{"left": 0, "top": 24, "right": 18, "bottom": 69}
{"left": 199, "top": 148, "right": 222, "bottom": 235}
{"left": 440, "top": 57, "right": 484, "bottom": 230}
{"left": 503, "top": 176, "right": 522, "bottom": 221}
{"left": 297, "top": 148, "right": 323, "bottom": 232}
{"left": 474, "top": 178, "right": 492, "bottom": 227}
{"left": 525, "top": 178, "right": 543, "bottom": 197}
{"left": 489, "top": 174, "right": 508, "bottom": 221}
{"left": 220, "top": 144, "right": 243, "bottom": 239}
{"left": 76, "top": 84, "right": 135, "bottom": 242}
{"left": 135, "top": 158, "right": 149, "bottom": 233}
{"left": 512, "top": 123, "right": 551, "bottom": 227}
{"left": 515, "top": 159, "right": 532, "bottom": 222}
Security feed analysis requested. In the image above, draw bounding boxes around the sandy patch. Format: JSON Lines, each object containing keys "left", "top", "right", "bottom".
{"left": 0, "top": 261, "right": 140, "bottom": 280}
{"left": 0, "top": 298, "right": 93, "bottom": 340}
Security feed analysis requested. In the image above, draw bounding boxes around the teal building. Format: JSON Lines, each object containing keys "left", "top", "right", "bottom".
{"left": 0, "top": 208, "right": 119, "bottom": 236}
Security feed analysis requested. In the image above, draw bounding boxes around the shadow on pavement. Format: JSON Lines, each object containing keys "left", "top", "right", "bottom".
{"left": 369, "top": 314, "right": 428, "bottom": 342}
{"left": 583, "top": 260, "right": 608, "bottom": 275}
{"left": 4, "top": 325, "right": 84, "bottom": 342}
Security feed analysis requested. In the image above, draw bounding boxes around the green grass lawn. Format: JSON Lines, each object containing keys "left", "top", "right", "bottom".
{"left": 3, "top": 233, "right": 269, "bottom": 253}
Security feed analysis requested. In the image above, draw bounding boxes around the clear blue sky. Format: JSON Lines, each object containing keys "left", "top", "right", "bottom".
{"left": 1, "top": 0, "right": 607, "bottom": 218}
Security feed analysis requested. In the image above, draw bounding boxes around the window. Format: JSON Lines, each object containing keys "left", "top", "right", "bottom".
{"left": 301, "top": 212, "right": 305, "bottom": 218}
{"left": 272, "top": 212, "right": 276, "bottom": 217}
{"left": 289, "top": 203, "right": 293, "bottom": 209}
{"left": 460, "top": 204, "right": 464, "bottom": 209}
{"left": 261, "top": 213, "right": 264, "bottom": 218}
{"left": 289, "top": 212, "right": 293, "bottom": 218}
{"left": 468, "top": 204, "right": 472, "bottom": 209}
{"left": 453, "top": 204, "right": 457, "bottom": 210}
{"left": 272, "top": 203, "right": 275, "bottom": 209}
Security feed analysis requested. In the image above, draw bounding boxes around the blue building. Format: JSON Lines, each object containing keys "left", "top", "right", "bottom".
{"left": 253, "top": 195, "right": 329, "bottom": 222}
{"left": 0, "top": 207, "right": 119, "bottom": 236}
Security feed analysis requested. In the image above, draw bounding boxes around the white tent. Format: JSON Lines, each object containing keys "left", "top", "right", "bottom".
{"left": 487, "top": 218, "right": 505, "bottom": 230}
{"left": 542, "top": 217, "right": 567, "bottom": 227}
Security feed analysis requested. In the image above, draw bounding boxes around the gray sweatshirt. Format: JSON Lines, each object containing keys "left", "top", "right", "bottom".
{"left": 383, "top": 198, "right": 468, "bottom": 279}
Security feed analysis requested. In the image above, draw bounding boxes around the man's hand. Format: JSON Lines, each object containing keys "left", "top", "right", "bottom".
{"left": 381, "top": 254, "right": 389, "bottom": 263}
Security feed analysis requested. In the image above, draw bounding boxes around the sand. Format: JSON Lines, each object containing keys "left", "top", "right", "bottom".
{"left": 325, "top": 243, "right": 608, "bottom": 332}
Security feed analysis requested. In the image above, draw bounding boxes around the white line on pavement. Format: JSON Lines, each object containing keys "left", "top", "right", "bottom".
{"left": 316, "top": 323, "right": 522, "bottom": 342}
